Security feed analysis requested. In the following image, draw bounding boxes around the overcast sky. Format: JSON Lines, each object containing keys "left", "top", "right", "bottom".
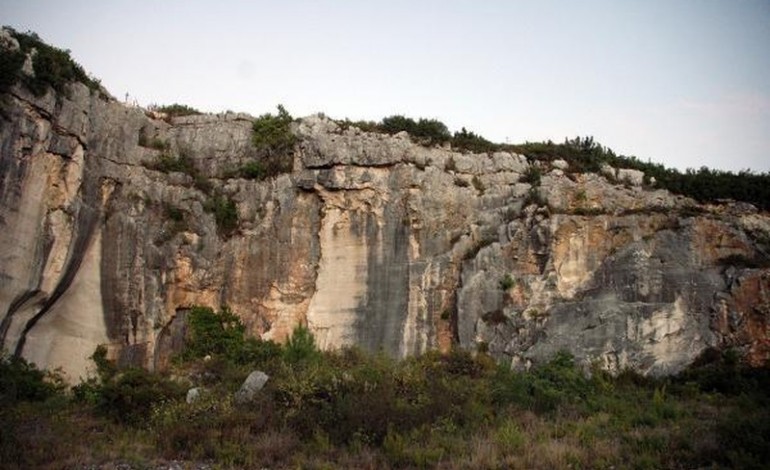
{"left": 2, "top": 0, "right": 769, "bottom": 172}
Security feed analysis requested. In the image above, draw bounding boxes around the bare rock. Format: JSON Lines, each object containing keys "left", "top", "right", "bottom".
{"left": 234, "top": 371, "right": 269, "bottom": 404}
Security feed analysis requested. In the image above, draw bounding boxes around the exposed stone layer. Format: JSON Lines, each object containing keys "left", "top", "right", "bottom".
{"left": 1, "top": 82, "right": 769, "bottom": 381}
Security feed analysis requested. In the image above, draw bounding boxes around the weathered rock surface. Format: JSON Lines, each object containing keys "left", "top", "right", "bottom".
{"left": 234, "top": 370, "right": 269, "bottom": 404}
{"left": 1, "top": 74, "right": 769, "bottom": 381}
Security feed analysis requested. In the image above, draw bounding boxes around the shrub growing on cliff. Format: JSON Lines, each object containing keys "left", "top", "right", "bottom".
{"left": 179, "top": 305, "right": 281, "bottom": 366}
{"left": 248, "top": 104, "right": 297, "bottom": 179}
{"left": 203, "top": 194, "right": 239, "bottom": 236}
{"left": 154, "top": 103, "right": 201, "bottom": 118}
{"left": 148, "top": 152, "right": 194, "bottom": 174}
{"left": 5, "top": 28, "right": 100, "bottom": 97}
{"left": 0, "top": 45, "right": 25, "bottom": 94}
{"left": 380, "top": 115, "right": 452, "bottom": 146}
{"left": 252, "top": 104, "right": 297, "bottom": 156}
{"left": 452, "top": 127, "right": 498, "bottom": 153}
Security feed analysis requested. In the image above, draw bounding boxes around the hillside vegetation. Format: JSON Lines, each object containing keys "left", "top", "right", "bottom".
{"left": 0, "top": 27, "right": 102, "bottom": 97}
{"left": 2, "top": 306, "right": 768, "bottom": 469}
{"left": 338, "top": 116, "right": 770, "bottom": 211}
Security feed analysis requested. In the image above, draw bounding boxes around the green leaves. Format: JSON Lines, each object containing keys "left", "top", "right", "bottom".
{"left": 252, "top": 104, "right": 297, "bottom": 156}
{"left": 381, "top": 115, "right": 451, "bottom": 146}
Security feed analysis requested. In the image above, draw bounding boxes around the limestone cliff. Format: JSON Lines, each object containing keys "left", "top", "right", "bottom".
{"left": 1, "top": 48, "right": 769, "bottom": 382}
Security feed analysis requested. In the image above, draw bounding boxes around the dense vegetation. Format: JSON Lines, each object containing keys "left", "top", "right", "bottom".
{"left": 0, "top": 27, "right": 101, "bottom": 97}
{"left": 152, "top": 103, "right": 202, "bottom": 118}
{"left": 339, "top": 114, "right": 770, "bottom": 211}
{"left": 512, "top": 136, "right": 770, "bottom": 211}
{"left": 238, "top": 104, "right": 297, "bottom": 180}
{"left": 2, "top": 306, "right": 768, "bottom": 469}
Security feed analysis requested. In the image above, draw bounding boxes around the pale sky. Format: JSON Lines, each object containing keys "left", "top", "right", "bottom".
{"left": 2, "top": 0, "right": 769, "bottom": 172}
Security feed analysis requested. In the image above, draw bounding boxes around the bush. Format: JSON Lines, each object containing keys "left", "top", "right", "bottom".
{"left": 95, "top": 367, "right": 185, "bottom": 424}
{"left": 522, "top": 165, "right": 541, "bottom": 186}
{"left": 252, "top": 104, "right": 297, "bottom": 156}
{"left": 181, "top": 306, "right": 246, "bottom": 361}
{"left": 238, "top": 160, "right": 265, "bottom": 179}
{"left": 492, "top": 351, "right": 592, "bottom": 412}
{"left": 452, "top": 127, "right": 498, "bottom": 153}
{"left": 0, "top": 353, "right": 64, "bottom": 403}
{"left": 154, "top": 103, "right": 201, "bottom": 118}
{"left": 380, "top": 115, "right": 451, "bottom": 146}
{"left": 248, "top": 104, "right": 296, "bottom": 179}
{"left": 283, "top": 324, "right": 321, "bottom": 365}
{"left": 71, "top": 345, "right": 184, "bottom": 424}
{"left": 0, "top": 45, "right": 25, "bottom": 94}
{"left": 499, "top": 274, "right": 515, "bottom": 291}
{"left": 203, "top": 194, "right": 238, "bottom": 236}
{"left": 7, "top": 28, "right": 100, "bottom": 97}
{"left": 148, "top": 152, "right": 195, "bottom": 174}
{"left": 179, "top": 305, "right": 281, "bottom": 366}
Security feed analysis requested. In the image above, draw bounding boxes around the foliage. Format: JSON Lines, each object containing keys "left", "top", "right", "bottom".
{"left": 452, "top": 127, "right": 498, "bottom": 153}
{"left": 252, "top": 104, "right": 297, "bottom": 156}
{"left": 180, "top": 306, "right": 248, "bottom": 361}
{"left": 521, "top": 164, "right": 541, "bottom": 186}
{"left": 248, "top": 104, "right": 297, "bottom": 179}
{"left": 237, "top": 160, "right": 266, "bottom": 179}
{"left": 0, "top": 307, "right": 770, "bottom": 469}
{"left": 93, "top": 367, "right": 186, "bottom": 424}
{"left": 335, "top": 111, "right": 770, "bottom": 211}
{"left": 0, "top": 353, "right": 64, "bottom": 403}
{"left": 153, "top": 103, "right": 201, "bottom": 117}
{"left": 499, "top": 274, "right": 515, "bottom": 291}
{"left": 0, "top": 44, "right": 25, "bottom": 94}
{"left": 203, "top": 193, "right": 238, "bottom": 236}
{"left": 147, "top": 152, "right": 194, "bottom": 174}
{"left": 380, "top": 115, "right": 452, "bottom": 146}
{"left": 4, "top": 28, "right": 100, "bottom": 97}
{"left": 3, "top": 313, "right": 770, "bottom": 468}
{"left": 492, "top": 351, "right": 593, "bottom": 412}
{"left": 283, "top": 324, "right": 321, "bottom": 365}
{"left": 336, "top": 118, "right": 381, "bottom": 133}
{"left": 512, "top": 136, "right": 770, "bottom": 211}
{"left": 178, "top": 305, "right": 281, "bottom": 366}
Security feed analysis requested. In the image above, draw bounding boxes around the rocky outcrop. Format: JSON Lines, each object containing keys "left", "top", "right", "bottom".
{"left": 1, "top": 72, "right": 769, "bottom": 381}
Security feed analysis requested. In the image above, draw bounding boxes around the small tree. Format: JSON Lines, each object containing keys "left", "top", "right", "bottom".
{"left": 252, "top": 104, "right": 297, "bottom": 156}
{"left": 283, "top": 324, "right": 320, "bottom": 364}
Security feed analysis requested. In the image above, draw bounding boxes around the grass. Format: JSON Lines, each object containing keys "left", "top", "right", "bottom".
{"left": 1, "top": 317, "right": 768, "bottom": 469}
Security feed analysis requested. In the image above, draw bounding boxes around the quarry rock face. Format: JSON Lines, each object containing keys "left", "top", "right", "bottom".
{"left": 1, "top": 82, "right": 769, "bottom": 382}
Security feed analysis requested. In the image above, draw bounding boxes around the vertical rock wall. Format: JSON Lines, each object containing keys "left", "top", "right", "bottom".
{"left": 1, "top": 84, "right": 769, "bottom": 382}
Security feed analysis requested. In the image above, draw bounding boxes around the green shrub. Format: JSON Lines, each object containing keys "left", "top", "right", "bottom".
{"left": 492, "top": 351, "right": 592, "bottom": 412}
{"left": 0, "top": 45, "right": 25, "bottom": 94}
{"left": 7, "top": 28, "right": 100, "bottom": 97}
{"left": 249, "top": 105, "right": 296, "bottom": 179}
{"left": 283, "top": 324, "right": 321, "bottom": 365}
{"left": 452, "top": 127, "right": 498, "bottom": 153}
{"left": 499, "top": 274, "right": 515, "bottom": 290}
{"left": 148, "top": 153, "right": 195, "bottom": 175}
{"left": 203, "top": 194, "right": 238, "bottom": 236}
{"left": 238, "top": 160, "right": 265, "bottom": 179}
{"left": 335, "top": 118, "right": 381, "bottom": 133}
{"left": 522, "top": 165, "right": 541, "bottom": 186}
{"left": 95, "top": 367, "right": 185, "bottom": 424}
{"left": 252, "top": 104, "right": 297, "bottom": 156}
{"left": 380, "top": 115, "right": 451, "bottom": 146}
{"left": 72, "top": 346, "right": 184, "bottom": 424}
{"left": 181, "top": 306, "right": 246, "bottom": 361}
{"left": 0, "top": 353, "right": 64, "bottom": 403}
{"left": 146, "top": 138, "right": 170, "bottom": 151}
{"left": 178, "top": 305, "right": 280, "bottom": 366}
{"left": 154, "top": 103, "right": 201, "bottom": 117}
